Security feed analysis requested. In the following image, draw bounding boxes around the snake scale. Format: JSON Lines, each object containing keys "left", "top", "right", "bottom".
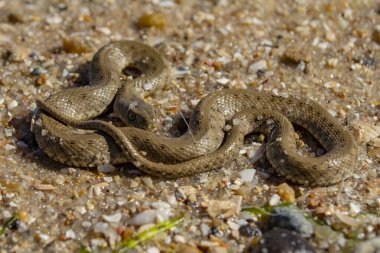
{"left": 33, "top": 40, "right": 359, "bottom": 186}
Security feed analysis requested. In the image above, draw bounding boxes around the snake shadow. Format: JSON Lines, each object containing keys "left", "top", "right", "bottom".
{"left": 12, "top": 111, "right": 146, "bottom": 178}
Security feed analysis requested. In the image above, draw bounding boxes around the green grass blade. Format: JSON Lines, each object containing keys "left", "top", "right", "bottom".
{"left": 114, "top": 216, "right": 184, "bottom": 252}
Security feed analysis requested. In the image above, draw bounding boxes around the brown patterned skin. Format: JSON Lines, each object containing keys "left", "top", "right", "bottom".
{"left": 33, "top": 41, "right": 359, "bottom": 187}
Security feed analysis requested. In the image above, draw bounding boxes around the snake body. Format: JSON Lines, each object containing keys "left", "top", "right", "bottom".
{"left": 33, "top": 41, "right": 359, "bottom": 186}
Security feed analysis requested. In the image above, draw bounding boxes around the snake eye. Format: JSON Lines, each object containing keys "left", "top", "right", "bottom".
{"left": 128, "top": 111, "right": 137, "bottom": 121}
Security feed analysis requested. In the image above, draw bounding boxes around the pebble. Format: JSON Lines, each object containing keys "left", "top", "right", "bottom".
{"left": 97, "top": 164, "right": 116, "bottom": 173}
{"left": 349, "top": 202, "right": 361, "bottom": 215}
{"left": 239, "top": 224, "right": 261, "bottom": 238}
{"left": 246, "top": 228, "right": 316, "bottom": 253}
{"left": 94, "top": 222, "right": 109, "bottom": 233}
{"left": 352, "top": 237, "right": 380, "bottom": 253}
{"left": 178, "top": 185, "right": 197, "bottom": 202}
{"left": 373, "top": 25, "right": 380, "bottom": 44}
{"left": 216, "top": 77, "right": 230, "bottom": 85}
{"left": 33, "top": 183, "right": 57, "bottom": 191}
{"left": 269, "top": 194, "right": 281, "bottom": 206}
{"left": 137, "top": 13, "right": 167, "bottom": 29}
{"left": 248, "top": 60, "right": 267, "bottom": 74}
{"left": 62, "top": 37, "right": 91, "bottom": 54}
{"left": 81, "top": 221, "right": 92, "bottom": 228}
{"left": 174, "top": 234, "right": 186, "bottom": 243}
{"left": 7, "top": 100, "right": 18, "bottom": 109}
{"left": 227, "top": 219, "right": 239, "bottom": 231}
{"left": 102, "top": 212, "right": 122, "bottom": 223}
{"left": 175, "top": 244, "right": 202, "bottom": 253}
{"left": 30, "top": 67, "right": 44, "bottom": 76}
{"left": 207, "top": 196, "right": 242, "bottom": 218}
{"left": 239, "top": 169, "right": 256, "bottom": 183}
{"left": 128, "top": 209, "right": 170, "bottom": 225}
{"left": 277, "top": 183, "right": 296, "bottom": 203}
{"left": 268, "top": 206, "right": 314, "bottom": 237}
{"left": 208, "top": 247, "right": 228, "bottom": 253}
{"left": 200, "top": 223, "right": 211, "bottom": 236}
{"left": 4, "top": 144, "right": 16, "bottom": 151}
{"left": 146, "top": 247, "right": 160, "bottom": 253}
{"left": 64, "top": 229, "right": 76, "bottom": 240}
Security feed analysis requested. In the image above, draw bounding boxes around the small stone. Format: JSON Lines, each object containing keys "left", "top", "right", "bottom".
{"left": 46, "top": 14, "right": 62, "bottom": 25}
{"left": 207, "top": 195, "right": 242, "bottom": 218}
{"left": 7, "top": 45, "right": 31, "bottom": 62}
{"left": 268, "top": 206, "right": 314, "bottom": 237}
{"left": 282, "top": 48, "right": 311, "bottom": 64}
{"left": 239, "top": 169, "right": 256, "bottom": 182}
{"left": 325, "top": 31, "right": 336, "bottom": 42}
{"left": 64, "top": 229, "right": 76, "bottom": 240}
{"left": 54, "top": 175, "right": 65, "bottom": 185}
{"left": 141, "top": 176, "right": 154, "bottom": 189}
{"left": 269, "top": 194, "right": 281, "bottom": 206}
{"left": 62, "top": 37, "right": 92, "bottom": 54}
{"left": 175, "top": 244, "right": 202, "bottom": 253}
{"left": 352, "top": 237, "right": 380, "bottom": 253}
{"left": 216, "top": 77, "right": 230, "bottom": 85}
{"left": 326, "top": 58, "right": 338, "bottom": 68}
{"left": 97, "top": 164, "right": 116, "bottom": 173}
{"left": 8, "top": 13, "right": 24, "bottom": 23}
{"left": 137, "top": 13, "right": 167, "bottom": 29}
{"left": 200, "top": 223, "right": 211, "bottom": 236}
{"left": 81, "top": 221, "right": 92, "bottom": 228}
{"left": 102, "top": 212, "right": 122, "bottom": 223}
{"left": 174, "top": 235, "right": 186, "bottom": 243}
{"left": 33, "top": 183, "right": 56, "bottom": 191}
{"left": 239, "top": 224, "right": 261, "bottom": 237}
{"left": 7, "top": 100, "right": 18, "bottom": 109}
{"left": 208, "top": 247, "right": 227, "bottom": 253}
{"left": 128, "top": 209, "right": 170, "bottom": 225}
{"left": 96, "top": 27, "right": 111, "bottom": 35}
{"left": 361, "top": 56, "right": 376, "bottom": 68}
{"left": 335, "top": 210, "right": 360, "bottom": 227}
{"left": 36, "top": 73, "right": 49, "bottom": 86}
{"left": 248, "top": 60, "right": 267, "bottom": 74}
{"left": 31, "top": 67, "right": 44, "bottom": 76}
{"left": 94, "top": 222, "right": 109, "bottom": 233}
{"left": 4, "top": 144, "right": 16, "bottom": 151}
{"left": 226, "top": 219, "right": 239, "bottom": 231}
{"left": 349, "top": 203, "right": 361, "bottom": 215}
{"left": 277, "top": 183, "right": 295, "bottom": 203}
{"left": 178, "top": 185, "right": 197, "bottom": 202}
{"left": 146, "top": 247, "right": 160, "bottom": 253}
{"left": 373, "top": 25, "right": 380, "bottom": 44}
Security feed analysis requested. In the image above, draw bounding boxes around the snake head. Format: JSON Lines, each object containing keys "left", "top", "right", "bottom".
{"left": 114, "top": 98, "right": 156, "bottom": 130}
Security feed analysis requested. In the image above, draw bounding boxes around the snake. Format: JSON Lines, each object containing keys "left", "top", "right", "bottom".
{"left": 33, "top": 40, "right": 359, "bottom": 187}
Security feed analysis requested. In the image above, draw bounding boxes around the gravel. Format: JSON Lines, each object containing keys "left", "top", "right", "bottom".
{"left": 0, "top": 0, "right": 379, "bottom": 252}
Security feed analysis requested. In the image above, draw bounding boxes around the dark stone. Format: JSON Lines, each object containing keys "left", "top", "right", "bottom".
{"left": 239, "top": 224, "right": 262, "bottom": 238}
{"left": 246, "top": 228, "right": 316, "bottom": 253}
{"left": 361, "top": 56, "right": 376, "bottom": 68}
{"left": 31, "top": 67, "right": 43, "bottom": 76}
{"left": 211, "top": 227, "right": 223, "bottom": 237}
{"left": 256, "top": 69, "right": 266, "bottom": 78}
{"left": 268, "top": 206, "right": 313, "bottom": 237}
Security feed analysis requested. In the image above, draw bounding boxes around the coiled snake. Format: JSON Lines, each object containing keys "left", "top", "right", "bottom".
{"left": 33, "top": 41, "right": 359, "bottom": 186}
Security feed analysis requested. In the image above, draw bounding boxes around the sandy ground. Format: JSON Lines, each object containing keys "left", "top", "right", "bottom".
{"left": 0, "top": 0, "right": 379, "bottom": 252}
